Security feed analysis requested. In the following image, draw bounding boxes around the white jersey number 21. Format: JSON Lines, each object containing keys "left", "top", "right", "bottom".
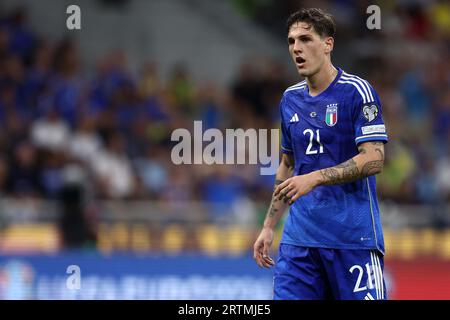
{"left": 303, "top": 129, "right": 324, "bottom": 155}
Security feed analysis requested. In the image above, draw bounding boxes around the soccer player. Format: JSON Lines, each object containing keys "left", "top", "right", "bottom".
{"left": 253, "top": 8, "right": 388, "bottom": 300}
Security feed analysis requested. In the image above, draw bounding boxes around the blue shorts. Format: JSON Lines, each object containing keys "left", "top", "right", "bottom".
{"left": 274, "top": 244, "right": 387, "bottom": 300}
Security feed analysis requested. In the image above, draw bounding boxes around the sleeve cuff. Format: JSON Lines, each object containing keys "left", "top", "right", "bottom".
{"left": 281, "top": 145, "right": 293, "bottom": 154}
{"left": 355, "top": 134, "right": 388, "bottom": 145}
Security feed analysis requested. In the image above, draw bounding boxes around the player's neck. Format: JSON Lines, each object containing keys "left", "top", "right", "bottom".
{"left": 306, "top": 64, "right": 338, "bottom": 97}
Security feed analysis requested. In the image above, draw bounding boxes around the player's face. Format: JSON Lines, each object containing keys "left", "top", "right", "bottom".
{"left": 287, "top": 22, "right": 331, "bottom": 77}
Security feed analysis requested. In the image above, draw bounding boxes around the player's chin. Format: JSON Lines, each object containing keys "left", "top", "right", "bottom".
{"left": 296, "top": 67, "right": 309, "bottom": 77}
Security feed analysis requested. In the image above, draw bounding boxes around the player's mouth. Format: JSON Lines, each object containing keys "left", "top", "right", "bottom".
{"left": 295, "top": 57, "right": 306, "bottom": 67}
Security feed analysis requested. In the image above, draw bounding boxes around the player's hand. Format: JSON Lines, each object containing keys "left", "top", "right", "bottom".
{"left": 253, "top": 227, "right": 275, "bottom": 268}
{"left": 274, "top": 173, "right": 318, "bottom": 205}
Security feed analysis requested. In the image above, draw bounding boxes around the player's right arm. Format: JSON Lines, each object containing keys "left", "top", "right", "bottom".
{"left": 253, "top": 153, "right": 294, "bottom": 268}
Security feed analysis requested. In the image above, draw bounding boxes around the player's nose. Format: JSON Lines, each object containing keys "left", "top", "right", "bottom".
{"left": 293, "top": 40, "right": 303, "bottom": 53}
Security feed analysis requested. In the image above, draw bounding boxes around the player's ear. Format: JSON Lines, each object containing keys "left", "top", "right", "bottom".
{"left": 324, "top": 37, "right": 334, "bottom": 54}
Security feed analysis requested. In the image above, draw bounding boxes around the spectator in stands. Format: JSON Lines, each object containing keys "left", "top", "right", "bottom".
{"left": 90, "top": 132, "right": 136, "bottom": 199}
{"left": 69, "top": 114, "right": 103, "bottom": 164}
{"left": 0, "top": 157, "right": 8, "bottom": 195}
{"left": 50, "top": 38, "right": 82, "bottom": 127}
{"left": 134, "top": 145, "right": 169, "bottom": 198}
{"left": 6, "top": 141, "right": 40, "bottom": 196}
{"left": 201, "top": 166, "right": 245, "bottom": 224}
{"left": 30, "top": 107, "right": 70, "bottom": 153}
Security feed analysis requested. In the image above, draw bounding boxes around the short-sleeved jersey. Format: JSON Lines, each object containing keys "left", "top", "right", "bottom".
{"left": 280, "top": 67, "right": 388, "bottom": 254}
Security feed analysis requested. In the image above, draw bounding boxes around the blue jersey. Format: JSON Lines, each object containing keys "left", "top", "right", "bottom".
{"left": 280, "top": 68, "right": 388, "bottom": 254}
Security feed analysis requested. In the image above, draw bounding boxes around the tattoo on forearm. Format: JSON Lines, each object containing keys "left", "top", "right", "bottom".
{"left": 321, "top": 159, "right": 360, "bottom": 184}
{"left": 370, "top": 141, "right": 385, "bottom": 160}
{"left": 320, "top": 168, "right": 341, "bottom": 184}
{"left": 361, "top": 160, "right": 383, "bottom": 176}
{"left": 268, "top": 203, "right": 278, "bottom": 217}
{"left": 268, "top": 195, "right": 279, "bottom": 217}
{"left": 375, "top": 148, "right": 384, "bottom": 161}
{"left": 320, "top": 146, "right": 384, "bottom": 185}
{"left": 268, "top": 179, "right": 285, "bottom": 217}
{"left": 341, "top": 159, "right": 360, "bottom": 180}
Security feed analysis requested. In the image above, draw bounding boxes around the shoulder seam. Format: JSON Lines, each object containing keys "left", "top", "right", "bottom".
{"left": 337, "top": 80, "right": 369, "bottom": 104}
{"left": 284, "top": 80, "right": 306, "bottom": 93}
{"left": 342, "top": 72, "right": 374, "bottom": 102}
{"left": 284, "top": 85, "right": 306, "bottom": 93}
{"left": 287, "top": 80, "right": 306, "bottom": 89}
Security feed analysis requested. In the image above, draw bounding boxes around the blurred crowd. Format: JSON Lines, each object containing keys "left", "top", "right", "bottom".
{"left": 0, "top": 2, "right": 449, "bottom": 227}
{"left": 0, "top": 6, "right": 283, "bottom": 227}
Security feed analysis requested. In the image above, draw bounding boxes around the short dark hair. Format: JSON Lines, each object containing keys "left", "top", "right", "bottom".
{"left": 286, "top": 8, "right": 336, "bottom": 38}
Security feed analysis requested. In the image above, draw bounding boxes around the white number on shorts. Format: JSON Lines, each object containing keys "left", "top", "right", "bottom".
{"left": 349, "top": 263, "right": 375, "bottom": 292}
{"left": 349, "top": 265, "right": 367, "bottom": 292}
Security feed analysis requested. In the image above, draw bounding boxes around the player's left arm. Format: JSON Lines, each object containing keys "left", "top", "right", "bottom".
{"left": 274, "top": 140, "right": 384, "bottom": 205}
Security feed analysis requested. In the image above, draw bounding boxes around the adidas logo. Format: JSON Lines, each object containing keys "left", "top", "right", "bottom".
{"left": 289, "top": 113, "right": 299, "bottom": 123}
{"left": 364, "top": 292, "right": 375, "bottom": 300}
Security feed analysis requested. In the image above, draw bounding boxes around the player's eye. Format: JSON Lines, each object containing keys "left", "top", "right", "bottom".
{"left": 287, "top": 38, "right": 294, "bottom": 45}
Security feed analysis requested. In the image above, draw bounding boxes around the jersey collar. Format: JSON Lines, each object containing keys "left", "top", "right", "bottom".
{"left": 304, "top": 67, "right": 343, "bottom": 102}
